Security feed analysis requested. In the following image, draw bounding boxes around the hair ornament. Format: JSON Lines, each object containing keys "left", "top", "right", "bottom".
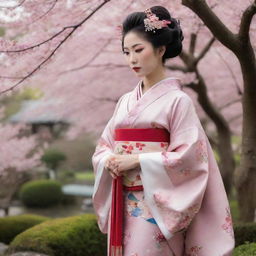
{"left": 143, "top": 8, "right": 171, "bottom": 33}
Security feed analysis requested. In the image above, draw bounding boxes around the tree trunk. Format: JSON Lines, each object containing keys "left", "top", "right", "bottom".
{"left": 182, "top": 0, "right": 256, "bottom": 223}
{"left": 234, "top": 44, "right": 256, "bottom": 221}
{"left": 187, "top": 70, "right": 235, "bottom": 196}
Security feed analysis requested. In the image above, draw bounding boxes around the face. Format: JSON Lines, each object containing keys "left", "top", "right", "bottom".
{"left": 123, "top": 31, "right": 165, "bottom": 78}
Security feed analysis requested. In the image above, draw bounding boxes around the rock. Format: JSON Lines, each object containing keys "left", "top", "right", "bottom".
{"left": 0, "top": 243, "right": 8, "bottom": 255}
{"left": 8, "top": 252, "right": 49, "bottom": 256}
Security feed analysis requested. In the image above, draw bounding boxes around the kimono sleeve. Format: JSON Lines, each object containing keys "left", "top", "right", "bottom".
{"left": 91, "top": 94, "right": 125, "bottom": 233}
{"left": 138, "top": 93, "right": 209, "bottom": 240}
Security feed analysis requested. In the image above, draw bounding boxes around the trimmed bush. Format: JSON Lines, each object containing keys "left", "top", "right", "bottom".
{"left": 234, "top": 242, "right": 256, "bottom": 256}
{"left": 41, "top": 149, "right": 66, "bottom": 170}
{"left": 234, "top": 222, "right": 256, "bottom": 246}
{"left": 7, "top": 214, "right": 107, "bottom": 256}
{"left": 0, "top": 214, "right": 50, "bottom": 244}
{"left": 19, "top": 180, "right": 63, "bottom": 207}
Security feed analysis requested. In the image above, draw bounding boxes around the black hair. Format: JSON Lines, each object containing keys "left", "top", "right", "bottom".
{"left": 121, "top": 6, "right": 184, "bottom": 64}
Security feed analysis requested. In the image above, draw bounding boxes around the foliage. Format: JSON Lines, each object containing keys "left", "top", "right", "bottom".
{"left": 7, "top": 214, "right": 107, "bottom": 256}
{"left": 57, "top": 169, "right": 76, "bottom": 183}
{"left": 41, "top": 148, "right": 67, "bottom": 170}
{"left": 0, "top": 214, "right": 50, "bottom": 244}
{"left": 19, "top": 179, "right": 63, "bottom": 207}
{"left": 234, "top": 242, "right": 256, "bottom": 256}
{"left": 234, "top": 222, "right": 256, "bottom": 247}
{"left": 75, "top": 171, "right": 94, "bottom": 182}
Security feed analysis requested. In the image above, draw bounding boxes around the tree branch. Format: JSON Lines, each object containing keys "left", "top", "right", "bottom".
{"left": 181, "top": 0, "right": 238, "bottom": 52}
{"left": 0, "top": 0, "right": 111, "bottom": 95}
{"left": 165, "top": 63, "right": 188, "bottom": 72}
{"left": 238, "top": 1, "right": 256, "bottom": 42}
{"left": 189, "top": 33, "right": 197, "bottom": 55}
{"left": 0, "top": 0, "right": 26, "bottom": 8}
{"left": 195, "top": 36, "right": 215, "bottom": 63}
{"left": 219, "top": 98, "right": 241, "bottom": 111}
{"left": 214, "top": 48, "right": 243, "bottom": 95}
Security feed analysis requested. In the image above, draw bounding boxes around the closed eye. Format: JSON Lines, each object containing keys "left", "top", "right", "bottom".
{"left": 135, "top": 48, "right": 143, "bottom": 53}
{"left": 123, "top": 48, "right": 144, "bottom": 55}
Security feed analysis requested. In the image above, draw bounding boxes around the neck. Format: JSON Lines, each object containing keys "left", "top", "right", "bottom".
{"left": 142, "top": 66, "right": 167, "bottom": 93}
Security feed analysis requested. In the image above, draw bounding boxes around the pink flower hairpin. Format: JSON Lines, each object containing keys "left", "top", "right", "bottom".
{"left": 115, "top": 8, "right": 172, "bottom": 40}
{"left": 143, "top": 8, "right": 171, "bottom": 33}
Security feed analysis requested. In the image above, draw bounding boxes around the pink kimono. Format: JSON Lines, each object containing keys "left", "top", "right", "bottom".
{"left": 92, "top": 77, "right": 235, "bottom": 256}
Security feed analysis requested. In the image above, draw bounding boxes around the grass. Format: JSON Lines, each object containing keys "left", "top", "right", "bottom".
{"left": 75, "top": 171, "right": 95, "bottom": 182}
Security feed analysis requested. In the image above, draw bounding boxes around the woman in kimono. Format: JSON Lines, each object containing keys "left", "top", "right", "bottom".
{"left": 92, "top": 5, "right": 235, "bottom": 256}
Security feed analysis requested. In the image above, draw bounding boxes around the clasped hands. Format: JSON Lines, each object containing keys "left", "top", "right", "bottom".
{"left": 105, "top": 154, "right": 140, "bottom": 179}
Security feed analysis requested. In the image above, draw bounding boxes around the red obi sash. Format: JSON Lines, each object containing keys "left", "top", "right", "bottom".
{"left": 109, "top": 128, "right": 170, "bottom": 256}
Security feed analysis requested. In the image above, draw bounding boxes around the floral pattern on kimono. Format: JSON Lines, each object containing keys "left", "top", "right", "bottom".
{"left": 195, "top": 140, "right": 208, "bottom": 163}
{"left": 123, "top": 230, "right": 132, "bottom": 246}
{"left": 114, "top": 141, "right": 169, "bottom": 187}
{"left": 153, "top": 192, "right": 200, "bottom": 234}
{"left": 115, "top": 141, "right": 169, "bottom": 155}
{"left": 186, "top": 245, "right": 203, "bottom": 256}
{"left": 92, "top": 77, "right": 235, "bottom": 256}
{"left": 153, "top": 230, "right": 167, "bottom": 249}
{"left": 221, "top": 206, "right": 234, "bottom": 238}
{"left": 125, "top": 192, "right": 157, "bottom": 224}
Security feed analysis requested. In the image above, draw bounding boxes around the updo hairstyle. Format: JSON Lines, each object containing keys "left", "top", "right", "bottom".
{"left": 121, "top": 6, "right": 184, "bottom": 64}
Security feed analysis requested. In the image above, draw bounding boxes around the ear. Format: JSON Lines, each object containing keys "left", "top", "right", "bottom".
{"left": 158, "top": 45, "right": 166, "bottom": 58}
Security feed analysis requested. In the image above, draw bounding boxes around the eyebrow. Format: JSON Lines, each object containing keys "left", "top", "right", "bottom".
{"left": 123, "top": 43, "right": 143, "bottom": 50}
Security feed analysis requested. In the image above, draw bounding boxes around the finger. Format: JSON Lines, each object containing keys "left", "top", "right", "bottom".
{"left": 109, "top": 170, "right": 117, "bottom": 179}
{"left": 113, "top": 167, "right": 120, "bottom": 175}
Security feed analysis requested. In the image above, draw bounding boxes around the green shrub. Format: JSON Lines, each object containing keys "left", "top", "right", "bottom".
{"left": 0, "top": 214, "right": 50, "bottom": 244}
{"left": 234, "top": 242, "right": 256, "bottom": 256}
{"left": 41, "top": 149, "right": 66, "bottom": 170}
{"left": 19, "top": 179, "right": 63, "bottom": 207}
{"left": 7, "top": 214, "right": 107, "bottom": 256}
{"left": 234, "top": 222, "right": 256, "bottom": 246}
{"left": 58, "top": 169, "right": 75, "bottom": 183}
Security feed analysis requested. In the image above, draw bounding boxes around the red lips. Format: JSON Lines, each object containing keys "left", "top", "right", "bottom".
{"left": 133, "top": 67, "right": 141, "bottom": 72}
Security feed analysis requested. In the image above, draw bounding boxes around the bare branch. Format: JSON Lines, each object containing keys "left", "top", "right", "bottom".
{"left": 195, "top": 36, "right": 215, "bottom": 63}
{"left": 189, "top": 33, "right": 197, "bottom": 55}
{"left": 238, "top": 1, "right": 256, "bottom": 42}
{"left": 214, "top": 48, "right": 243, "bottom": 95}
{"left": 165, "top": 63, "right": 188, "bottom": 72}
{"left": 219, "top": 98, "right": 241, "bottom": 111}
{"left": 92, "top": 96, "right": 119, "bottom": 103}
{"left": 182, "top": 0, "right": 238, "bottom": 52}
{"left": 0, "top": 0, "right": 26, "bottom": 8}
{"left": 85, "top": 63, "right": 127, "bottom": 69}
{"left": 228, "top": 113, "right": 242, "bottom": 123}
{"left": 0, "top": 27, "right": 69, "bottom": 53}
{"left": 29, "top": 0, "right": 59, "bottom": 25}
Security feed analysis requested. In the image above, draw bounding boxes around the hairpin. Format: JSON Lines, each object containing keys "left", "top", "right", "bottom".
{"left": 116, "top": 8, "right": 172, "bottom": 41}
{"left": 143, "top": 8, "right": 171, "bottom": 33}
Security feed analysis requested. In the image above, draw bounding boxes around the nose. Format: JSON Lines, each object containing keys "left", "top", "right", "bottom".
{"left": 129, "top": 52, "right": 137, "bottom": 65}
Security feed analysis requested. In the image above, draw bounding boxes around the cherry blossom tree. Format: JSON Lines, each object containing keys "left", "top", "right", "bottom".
{"left": 0, "top": 106, "right": 44, "bottom": 215}
{"left": 0, "top": 0, "right": 255, "bottom": 221}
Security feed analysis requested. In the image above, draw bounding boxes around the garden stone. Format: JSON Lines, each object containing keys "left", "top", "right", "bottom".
{"left": 0, "top": 243, "right": 8, "bottom": 255}
{"left": 9, "top": 252, "right": 49, "bottom": 256}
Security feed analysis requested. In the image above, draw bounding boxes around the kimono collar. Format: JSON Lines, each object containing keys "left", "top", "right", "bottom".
{"left": 136, "top": 77, "right": 182, "bottom": 100}
{"left": 122, "top": 77, "right": 182, "bottom": 127}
